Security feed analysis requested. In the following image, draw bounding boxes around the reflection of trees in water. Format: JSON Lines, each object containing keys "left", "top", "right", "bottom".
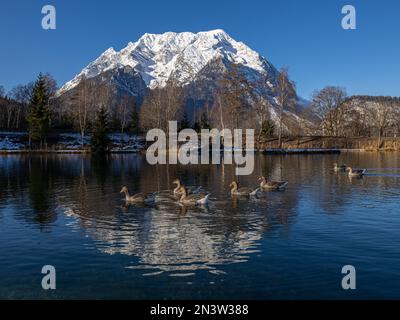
{"left": 57, "top": 155, "right": 301, "bottom": 274}
{"left": 91, "top": 155, "right": 112, "bottom": 190}
{"left": 7, "top": 152, "right": 398, "bottom": 271}
{"left": 0, "top": 153, "right": 302, "bottom": 270}
{"left": 28, "top": 157, "right": 51, "bottom": 216}
{"left": 0, "top": 156, "right": 29, "bottom": 207}
{"left": 0, "top": 155, "right": 59, "bottom": 228}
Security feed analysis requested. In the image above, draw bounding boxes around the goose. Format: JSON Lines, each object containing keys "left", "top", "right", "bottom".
{"left": 346, "top": 167, "right": 367, "bottom": 177}
{"left": 179, "top": 186, "right": 210, "bottom": 206}
{"left": 172, "top": 179, "right": 186, "bottom": 197}
{"left": 258, "top": 176, "right": 288, "bottom": 191}
{"left": 172, "top": 179, "right": 200, "bottom": 197}
{"left": 333, "top": 163, "right": 347, "bottom": 172}
{"left": 229, "top": 181, "right": 259, "bottom": 197}
{"left": 120, "top": 186, "right": 148, "bottom": 203}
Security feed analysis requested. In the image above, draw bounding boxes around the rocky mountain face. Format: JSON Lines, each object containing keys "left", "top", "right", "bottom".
{"left": 58, "top": 29, "right": 309, "bottom": 129}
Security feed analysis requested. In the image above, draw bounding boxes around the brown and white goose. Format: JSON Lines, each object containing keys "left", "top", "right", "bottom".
{"left": 172, "top": 179, "right": 191, "bottom": 197}
{"left": 333, "top": 163, "right": 347, "bottom": 172}
{"left": 120, "top": 186, "right": 148, "bottom": 203}
{"left": 172, "top": 179, "right": 201, "bottom": 197}
{"left": 179, "top": 186, "right": 210, "bottom": 206}
{"left": 229, "top": 181, "right": 259, "bottom": 197}
{"left": 258, "top": 176, "right": 288, "bottom": 191}
{"left": 346, "top": 167, "right": 367, "bottom": 177}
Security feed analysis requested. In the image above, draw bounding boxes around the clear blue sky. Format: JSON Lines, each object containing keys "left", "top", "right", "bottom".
{"left": 1, "top": 0, "right": 399, "bottom": 99}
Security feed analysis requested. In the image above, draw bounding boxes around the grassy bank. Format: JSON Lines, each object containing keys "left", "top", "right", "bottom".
{"left": 257, "top": 136, "right": 400, "bottom": 151}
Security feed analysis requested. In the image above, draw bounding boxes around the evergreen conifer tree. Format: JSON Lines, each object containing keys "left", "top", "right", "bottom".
{"left": 200, "top": 112, "right": 210, "bottom": 130}
{"left": 26, "top": 73, "right": 51, "bottom": 146}
{"left": 179, "top": 111, "right": 191, "bottom": 130}
{"left": 91, "top": 106, "right": 110, "bottom": 154}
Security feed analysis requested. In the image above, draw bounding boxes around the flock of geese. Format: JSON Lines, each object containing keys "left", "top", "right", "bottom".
{"left": 333, "top": 163, "right": 367, "bottom": 177}
{"left": 120, "top": 175, "right": 288, "bottom": 207}
{"left": 120, "top": 163, "right": 367, "bottom": 207}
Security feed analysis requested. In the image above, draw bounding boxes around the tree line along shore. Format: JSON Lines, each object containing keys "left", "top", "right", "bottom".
{"left": 1, "top": 68, "right": 400, "bottom": 154}
{"left": 2, "top": 133, "right": 400, "bottom": 154}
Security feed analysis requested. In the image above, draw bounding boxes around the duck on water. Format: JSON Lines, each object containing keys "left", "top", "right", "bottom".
{"left": 229, "top": 181, "right": 259, "bottom": 197}
{"left": 258, "top": 176, "right": 288, "bottom": 191}
{"left": 333, "top": 163, "right": 347, "bottom": 172}
{"left": 178, "top": 186, "right": 210, "bottom": 206}
{"left": 120, "top": 186, "right": 150, "bottom": 204}
{"left": 346, "top": 166, "right": 367, "bottom": 177}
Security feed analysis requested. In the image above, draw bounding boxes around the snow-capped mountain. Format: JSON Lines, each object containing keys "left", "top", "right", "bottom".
{"left": 57, "top": 29, "right": 314, "bottom": 133}
{"left": 58, "top": 29, "right": 277, "bottom": 95}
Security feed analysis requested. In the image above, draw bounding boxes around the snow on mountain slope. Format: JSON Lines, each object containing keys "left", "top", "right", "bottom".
{"left": 59, "top": 29, "right": 275, "bottom": 94}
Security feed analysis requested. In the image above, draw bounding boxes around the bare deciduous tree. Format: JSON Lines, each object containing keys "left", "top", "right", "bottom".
{"left": 218, "top": 64, "right": 252, "bottom": 130}
{"left": 251, "top": 76, "right": 274, "bottom": 143}
{"left": 73, "top": 76, "right": 89, "bottom": 142}
{"left": 366, "top": 100, "right": 394, "bottom": 147}
{"left": 311, "top": 86, "right": 347, "bottom": 137}
{"left": 274, "top": 68, "right": 297, "bottom": 147}
{"left": 210, "top": 88, "right": 225, "bottom": 130}
{"left": 9, "top": 83, "right": 33, "bottom": 129}
{"left": 394, "top": 103, "right": 400, "bottom": 137}
{"left": 71, "top": 77, "right": 113, "bottom": 142}
{"left": 140, "top": 81, "right": 184, "bottom": 133}
{"left": 115, "top": 95, "right": 136, "bottom": 134}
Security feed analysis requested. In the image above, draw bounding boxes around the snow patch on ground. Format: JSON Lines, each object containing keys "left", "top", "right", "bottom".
{"left": 0, "top": 137, "right": 24, "bottom": 150}
{"left": 109, "top": 133, "right": 145, "bottom": 152}
{"left": 0, "top": 132, "right": 145, "bottom": 152}
{"left": 58, "top": 132, "right": 144, "bottom": 151}
{"left": 58, "top": 133, "right": 90, "bottom": 149}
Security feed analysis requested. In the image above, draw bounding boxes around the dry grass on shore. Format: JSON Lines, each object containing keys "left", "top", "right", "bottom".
{"left": 257, "top": 136, "right": 400, "bottom": 151}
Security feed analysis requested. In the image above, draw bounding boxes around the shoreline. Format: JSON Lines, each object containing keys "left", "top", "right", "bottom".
{"left": 0, "top": 148, "right": 398, "bottom": 155}
{"left": 2, "top": 133, "right": 400, "bottom": 154}
{"left": 0, "top": 149, "right": 141, "bottom": 154}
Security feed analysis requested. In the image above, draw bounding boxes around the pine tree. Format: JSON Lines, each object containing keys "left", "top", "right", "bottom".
{"left": 261, "top": 120, "right": 275, "bottom": 138}
{"left": 200, "top": 112, "right": 210, "bottom": 130}
{"left": 179, "top": 111, "right": 191, "bottom": 130}
{"left": 193, "top": 121, "right": 201, "bottom": 133}
{"left": 130, "top": 108, "right": 139, "bottom": 134}
{"left": 91, "top": 106, "right": 110, "bottom": 154}
{"left": 26, "top": 73, "right": 51, "bottom": 146}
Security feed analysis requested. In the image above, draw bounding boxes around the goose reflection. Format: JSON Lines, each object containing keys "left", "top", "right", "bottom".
{"left": 14, "top": 153, "right": 303, "bottom": 276}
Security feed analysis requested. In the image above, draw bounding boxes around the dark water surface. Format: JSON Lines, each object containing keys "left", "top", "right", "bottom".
{"left": 0, "top": 152, "right": 399, "bottom": 299}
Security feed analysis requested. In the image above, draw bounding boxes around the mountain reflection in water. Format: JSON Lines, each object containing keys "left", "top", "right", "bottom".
{"left": 1, "top": 153, "right": 400, "bottom": 299}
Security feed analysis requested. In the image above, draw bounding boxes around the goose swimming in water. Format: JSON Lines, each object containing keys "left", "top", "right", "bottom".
{"left": 179, "top": 186, "right": 210, "bottom": 206}
{"left": 258, "top": 176, "right": 288, "bottom": 191}
{"left": 229, "top": 181, "right": 259, "bottom": 197}
{"left": 120, "top": 186, "right": 148, "bottom": 203}
{"left": 346, "top": 167, "right": 367, "bottom": 177}
{"left": 333, "top": 163, "right": 347, "bottom": 172}
{"left": 172, "top": 179, "right": 200, "bottom": 196}
{"left": 172, "top": 179, "right": 193, "bottom": 197}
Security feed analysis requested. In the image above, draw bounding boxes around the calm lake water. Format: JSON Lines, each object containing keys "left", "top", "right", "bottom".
{"left": 0, "top": 152, "right": 399, "bottom": 299}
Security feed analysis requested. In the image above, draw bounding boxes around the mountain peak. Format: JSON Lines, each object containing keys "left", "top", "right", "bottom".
{"left": 103, "top": 47, "right": 116, "bottom": 55}
{"left": 59, "top": 29, "right": 274, "bottom": 93}
{"left": 199, "top": 28, "right": 228, "bottom": 37}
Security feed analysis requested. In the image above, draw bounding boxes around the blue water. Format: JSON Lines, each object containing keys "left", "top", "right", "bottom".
{"left": 0, "top": 153, "right": 399, "bottom": 299}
